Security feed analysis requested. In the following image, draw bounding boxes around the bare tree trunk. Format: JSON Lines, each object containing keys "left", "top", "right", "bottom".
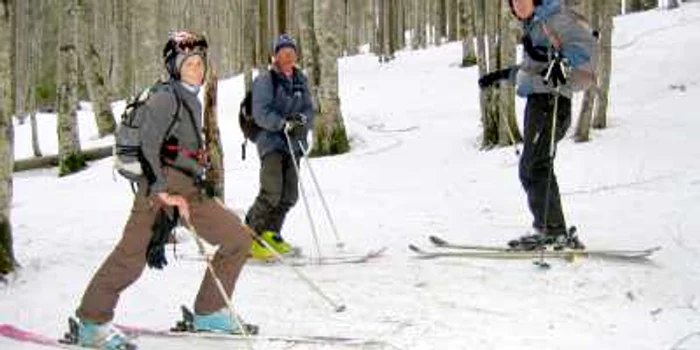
{"left": 243, "top": 0, "right": 258, "bottom": 90}
{"left": 258, "top": 0, "right": 270, "bottom": 68}
{"left": 341, "top": 0, "right": 349, "bottom": 54}
{"left": 476, "top": 0, "right": 517, "bottom": 148}
{"left": 477, "top": 0, "right": 498, "bottom": 147}
{"left": 575, "top": 88, "right": 595, "bottom": 142}
{"left": 298, "top": 0, "right": 318, "bottom": 84}
{"left": 388, "top": 0, "right": 397, "bottom": 58}
{"left": 113, "top": 0, "right": 133, "bottom": 96}
{"left": 24, "top": 0, "right": 41, "bottom": 156}
{"left": 36, "top": 0, "right": 59, "bottom": 112}
{"left": 397, "top": 0, "right": 406, "bottom": 50}
{"left": 474, "top": 0, "right": 490, "bottom": 147}
{"left": 375, "top": 0, "right": 388, "bottom": 60}
{"left": 276, "top": 0, "right": 287, "bottom": 35}
{"left": 29, "top": 93, "right": 41, "bottom": 157}
{"left": 0, "top": 0, "right": 16, "bottom": 275}
{"left": 415, "top": 0, "right": 426, "bottom": 49}
{"left": 344, "top": 0, "right": 360, "bottom": 55}
{"left": 57, "top": 0, "right": 86, "bottom": 176}
{"left": 79, "top": 0, "right": 116, "bottom": 137}
{"left": 593, "top": 0, "right": 614, "bottom": 129}
{"left": 231, "top": 0, "right": 243, "bottom": 74}
{"left": 459, "top": 0, "right": 477, "bottom": 67}
{"left": 203, "top": 69, "right": 225, "bottom": 199}
{"left": 574, "top": 0, "right": 598, "bottom": 142}
{"left": 131, "top": 1, "right": 160, "bottom": 92}
{"left": 13, "top": 0, "right": 26, "bottom": 121}
{"left": 448, "top": 0, "right": 458, "bottom": 41}
{"left": 430, "top": 0, "right": 439, "bottom": 45}
{"left": 498, "top": 0, "right": 520, "bottom": 145}
{"left": 385, "top": 0, "right": 395, "bottom": 59}
{"left": 438, "top": 0, "right": 447, "bottom": 41}
{"left": 363, "top": 0, "right": 372, "bottom": 52}
{"left": 310, "top": 0, "right": 350, "bottom": 156}
{"left": 217, "top": 1, "right": 237, "bottom": 76}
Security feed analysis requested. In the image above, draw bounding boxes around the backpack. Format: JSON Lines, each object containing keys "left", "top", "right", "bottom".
{"left": 114, "top": 81, "right": 181, "bottom": 183}
{"left": 239, "top": 69, "right": 280, "bottom": 160}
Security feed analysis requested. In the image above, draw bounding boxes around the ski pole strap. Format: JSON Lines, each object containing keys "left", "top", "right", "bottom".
{"left": 163, "top": 145, "right": 207, "bottom": 163}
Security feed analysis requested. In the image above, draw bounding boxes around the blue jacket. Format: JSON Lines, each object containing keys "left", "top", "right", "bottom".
{"left": 251, "top": 66, "right": 315, "bottom": 158}
{"left": 511, "top": 0, "right": 598, "bottom": 98}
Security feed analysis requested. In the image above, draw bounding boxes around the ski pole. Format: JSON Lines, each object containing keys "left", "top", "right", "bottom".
{"left": 536, "top": 59, "right": 565, "bottom": 269}
{"left": 504, "top": 119, "right": 521, "bottom": 157}
{"left": 536, "top": 92, "right": 560, "bottom": 270}
{"left": 542, "top": 91, "right": 560, "bottom": 233}
{"left": 242, "top": 224, "right": 347, "bottom": 313}
{"left": 182, "top": 218, "right": 255, "bottom": 350}
{"left": 535, "top": 57, "right": 570, "bottom": 269}
{"left": 284, "top": 126, "right": 323, "bottom": 261}
{"left": 297, "top": 140, "right": 345, "bottom": 248}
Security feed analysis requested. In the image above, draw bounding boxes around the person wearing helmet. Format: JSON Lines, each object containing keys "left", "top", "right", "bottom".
{"left": 245, "top": 34, "right": 314, "bottom": 259}
{"left": 73, "top": 31, "right": 255, "bottom": 349}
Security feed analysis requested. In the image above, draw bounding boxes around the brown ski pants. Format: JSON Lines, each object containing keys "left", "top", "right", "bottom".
{"left": 77, "top": 169, "right": 252, "bottom": 323}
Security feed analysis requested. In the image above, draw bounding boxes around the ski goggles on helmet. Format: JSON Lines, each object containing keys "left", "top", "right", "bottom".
{"left": 163, "top": 30, "right": 208, "bottom": 60}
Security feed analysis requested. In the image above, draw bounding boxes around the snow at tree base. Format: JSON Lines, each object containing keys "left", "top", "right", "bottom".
{"left": 3, "top": 4, "right": 700, "bottom": 350}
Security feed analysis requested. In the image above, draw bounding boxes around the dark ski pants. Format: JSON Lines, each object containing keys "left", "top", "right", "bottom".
{"left": 246, "top": 151, "right": 299, "bottom": 236}
{"left": 519, "top": 93, "right": 571, "bottom": 234}
{"left": 77, "top": 169, "right": 252, "bottom": 323}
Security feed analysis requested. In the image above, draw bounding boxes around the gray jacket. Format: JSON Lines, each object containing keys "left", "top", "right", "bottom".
{"left": 252, "top": 67, "right": 314, "bottom": 158}
{"left": 511, "top": 0, "right": 598, "bottom": 99}
{"left": 139, "top": 81, "right": 203, "bottom": 194}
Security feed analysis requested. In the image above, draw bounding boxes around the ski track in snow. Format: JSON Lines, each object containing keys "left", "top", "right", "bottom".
{"left": 4, "top": 5, "right": 700, "bottom": 350}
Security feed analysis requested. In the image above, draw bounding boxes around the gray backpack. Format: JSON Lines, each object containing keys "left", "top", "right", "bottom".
{"left": 114, "top": 81, "right": 181, "bottom": 182}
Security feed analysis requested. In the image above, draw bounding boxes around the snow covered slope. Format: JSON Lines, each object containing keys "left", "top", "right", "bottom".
{"left": 3, "top": 4, "right": 700, "bottom": 350}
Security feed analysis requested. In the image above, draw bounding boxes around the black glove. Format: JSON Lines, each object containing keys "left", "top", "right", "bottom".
{"left": 284, "top": 113, "right": 307, "bottom": 139}
{"left": 146, "top": 207, "right": 179, "bottom": 269}
{"left": 540, "top": 51, "right": 568, "bottom": 88}
{"left": 478, "top": 68, "right": 512, "bottom": 89}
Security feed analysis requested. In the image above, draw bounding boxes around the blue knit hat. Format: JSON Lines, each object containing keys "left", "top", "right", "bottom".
{"left": 273, "top": 34, "right": 297, "bottom": 54}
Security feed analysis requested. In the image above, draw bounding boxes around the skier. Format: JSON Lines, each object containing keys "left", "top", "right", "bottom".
{"left": 478, "top": 0, "right": 597, "bottom": 249}
{"left": 74, "top": 31, "right": 254, "bottom": 349}
{"left": 245, "top": 34, "right": 315, "bottom": 260}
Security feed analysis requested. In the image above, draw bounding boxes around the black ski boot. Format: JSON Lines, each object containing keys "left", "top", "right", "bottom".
{"left": 508, "top": 226, "right": 584, "bottom": 250}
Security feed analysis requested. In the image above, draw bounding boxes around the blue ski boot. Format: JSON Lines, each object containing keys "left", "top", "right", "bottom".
{"left": 73, "top": 318, "right": 136, "bottom": 350}
{"left": 172, "top": 305, "right": 259, "bottom": 335}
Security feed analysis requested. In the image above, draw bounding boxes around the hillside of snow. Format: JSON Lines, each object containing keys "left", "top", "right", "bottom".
{"left": 3, "top": 4, "right": 700, "bottom": 350}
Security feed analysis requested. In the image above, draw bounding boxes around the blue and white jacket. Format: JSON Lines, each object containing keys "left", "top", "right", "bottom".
{"left": 511, "top": 0, "right": 598, "bottom": 98}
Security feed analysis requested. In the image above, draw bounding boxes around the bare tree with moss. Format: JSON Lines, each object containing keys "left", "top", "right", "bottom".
{"left": 57, "top": 0, "right": 86, "bottom": 176}
{"left": 0, "top": 0, "right": 16, "bottom": 277}
{"left": 301, "top": 0, "right": 350, "bottom": 156}
{"left": 476, "top": 0, "right": 521, "bottom": 148}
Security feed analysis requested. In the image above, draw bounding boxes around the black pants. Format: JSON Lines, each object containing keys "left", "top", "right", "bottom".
{"left": 519, "top": 94, "right": 571, "bottom": 235}
{"left": 246, "top": 151, "right": 300, "bottom": 236}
